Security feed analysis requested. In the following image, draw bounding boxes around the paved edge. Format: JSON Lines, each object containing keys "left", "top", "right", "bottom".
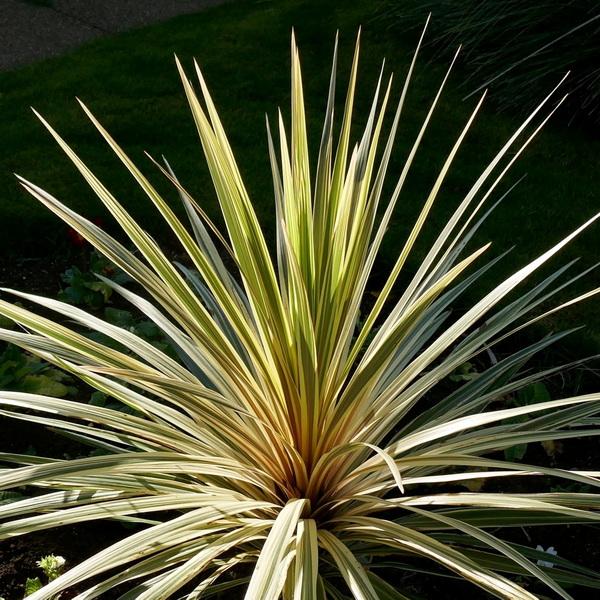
{"left": 0, "top": 0, "right": 231, "bottom": 72}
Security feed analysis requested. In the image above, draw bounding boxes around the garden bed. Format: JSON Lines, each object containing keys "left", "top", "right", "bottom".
{"left": 0, "top": 255, "right": 599, "bottom": 599}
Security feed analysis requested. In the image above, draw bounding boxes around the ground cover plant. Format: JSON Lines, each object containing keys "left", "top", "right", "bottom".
{"left": 0, "top": 18, "right": 600, "bottom": 599}
{"left": 24, "top": 554, "right": 66, "bottom": 598}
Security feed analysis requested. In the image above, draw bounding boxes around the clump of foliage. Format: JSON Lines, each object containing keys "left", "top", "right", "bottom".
{"left": 378, "top": 0, "right": 600, "bottom": 123}
{"left": 59, "top": 250, "right": 132, "bottom": 309}
{"left": 0, "top": 28, "right": 600, "bottom": 600}
{"left": 0, "top": 343, "right": 75, "bottom": 397}
{"left": 25, "top": 555, "right": 66, "bottom": 599}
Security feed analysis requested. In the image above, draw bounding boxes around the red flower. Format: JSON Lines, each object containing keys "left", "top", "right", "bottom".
{"left": 67, "top": 228, "right": 86, "bottom": 247}
{"left": 67, "top": 216, "right": 102, "bottom": 248}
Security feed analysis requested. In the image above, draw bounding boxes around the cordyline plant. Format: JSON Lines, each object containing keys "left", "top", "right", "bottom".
{"left": 1, "top": 28, "right": 600, "bottom": 600}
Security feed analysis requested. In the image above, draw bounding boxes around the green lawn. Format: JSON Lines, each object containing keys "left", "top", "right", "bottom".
{"left": 1, "top": 0, "right": 598, "bottom": 350}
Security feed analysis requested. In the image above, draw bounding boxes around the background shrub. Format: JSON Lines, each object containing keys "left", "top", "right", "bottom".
{"left": 379, "top": 0, "right": 600, "bottom": 124}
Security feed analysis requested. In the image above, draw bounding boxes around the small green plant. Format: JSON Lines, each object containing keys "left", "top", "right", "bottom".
{"left": 59, "top": 250, "right": 132, "bottom": 309}
{"left": 25, "top": 555, "right": 66, "bottom": 599}
{"left": 0, "top": 344, "right": 76, "bottom": 397}
{"left": 550, "top": 482, "right": 592, "bottom": 494}
{"left": 450, "top": 360, "right": 480, "bottom": 382}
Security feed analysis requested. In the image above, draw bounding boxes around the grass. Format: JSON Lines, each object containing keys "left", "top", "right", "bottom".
{"left": 0, "top": 0, "right": 599, "bottom": 349}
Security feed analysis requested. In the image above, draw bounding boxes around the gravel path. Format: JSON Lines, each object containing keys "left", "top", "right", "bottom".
{"left": 0, "top": 0, "right": 231, "bottom": 72}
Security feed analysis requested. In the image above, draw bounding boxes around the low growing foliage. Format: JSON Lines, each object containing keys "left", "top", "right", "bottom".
{"left": 59, "top": 250, "right": 132, "bottom": 309}
{"left": 0, "top": 343, "right": 75, "bottom": 398}
{"left": 1, "top": 27, "right": 600, "bottom": 600}
{"left": 25, "top": 555, "right": 66, "bottom": 599}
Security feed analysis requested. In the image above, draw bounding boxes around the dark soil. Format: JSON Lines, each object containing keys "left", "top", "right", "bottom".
{"left": 0, "top": 254, "right": 599, "bottom": 599}
{"left": 0, "top": 255, "right": 72, "bottom": 302}
{"left": 0, "top": 521, "right": 133, "bottom": 599}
